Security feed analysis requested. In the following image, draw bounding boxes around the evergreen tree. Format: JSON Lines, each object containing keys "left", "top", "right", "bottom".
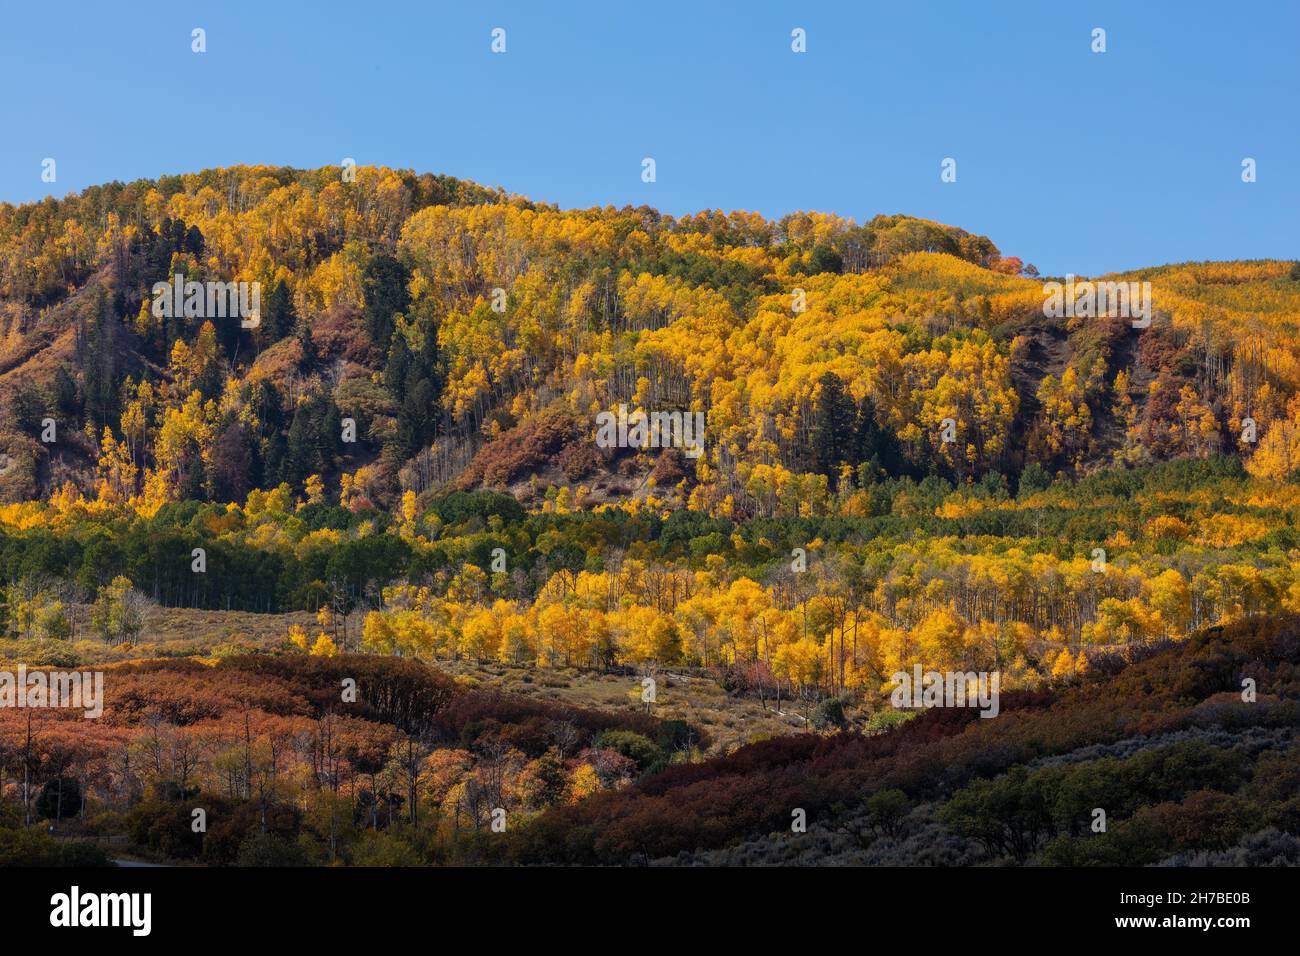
{"left": 384, "top": 333, "right": 411, "bottom": 400}
{"left": 1018, "top": 462, "right": 1052, "bottom": 497}
{"left": 396, "top": 378, "right": 436, "bottom": 458}
{"left": 12, "top": 379, "right": 47, "bottom": 435}
{"left": 79, "top": 287, "right": 123, "bottom": 432}
{"left": 321, "top": 400, "right": 343, "bottom": 467}
{"left": 284, "top": 408, "right": 314, "bottom": 486}
{"left": 808, "top": 244, "right": 844, "bottom": 275}
{"left": 262, "top": 280, "right": 296, "bottom": 343}
{"left": 852, "top": 394, "right": 905, "bottom": 480}
{"left": 53, "top": 365, "right": 80, "bottom": 421}
{"left": 296, "top": 311, "right": 317, "bottom": 368}
{"left": 812, "top": 372, "right": 855, "bottom": 481}
{"left": 262, "top": 432, "right": 287, "bottom": 488}
{"left": 362, "top": 254, "right": 411, "bottom": 354}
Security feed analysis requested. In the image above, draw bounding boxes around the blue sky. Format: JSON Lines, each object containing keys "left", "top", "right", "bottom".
{"left": 1, "top": 0, "right": 1295, "bottom": 276}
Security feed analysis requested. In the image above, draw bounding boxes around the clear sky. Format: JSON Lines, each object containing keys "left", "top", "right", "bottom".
{"left": 1, "top": 0, "right": 1295, "bottom": 276}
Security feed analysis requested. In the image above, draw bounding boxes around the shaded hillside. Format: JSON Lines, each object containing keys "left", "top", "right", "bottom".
{"left": 500, "top": 613, "right": 1300, "bottom": 865}
{"left": 0, "top": 652, "right": 705, "bottom": 866}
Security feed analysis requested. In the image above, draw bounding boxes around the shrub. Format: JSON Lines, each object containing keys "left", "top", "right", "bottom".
{"left": 236, "top": 832, "right": 309, "bottom": 867}
{"left": 594, "top": 730, "right": 667, "bottom": 775}
{"left": 36, "top": 776, "right": 82, "bottom": 820}
{"left": 456, "top": 409, "right": 577, "bottom": 490}
{"left": 811, "top": 698, "right": 849, "bottom": 731}
{"left": 0, "top": 828, "right": 111, "bottom": 866}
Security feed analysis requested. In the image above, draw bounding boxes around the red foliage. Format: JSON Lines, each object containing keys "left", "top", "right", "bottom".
{"left": 507, "top": 614, "right": 1300, "bottom": 863}
{"left": 455, "top": 408, "right": 578, "bottom": 490}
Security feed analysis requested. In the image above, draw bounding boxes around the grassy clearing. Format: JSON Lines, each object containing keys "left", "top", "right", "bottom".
{"left": 0, "top": 607, "right": 806, "bottom": 755}
{"left": 435, "top": 659, "right": 808, "bottom": 754}
{"left": 0, "top": 605, "right": 317, "bottom": 667}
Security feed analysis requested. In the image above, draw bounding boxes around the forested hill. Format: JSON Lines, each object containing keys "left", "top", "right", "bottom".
{"left": 1, "top": 164, "right": 1299, "bottom": 513}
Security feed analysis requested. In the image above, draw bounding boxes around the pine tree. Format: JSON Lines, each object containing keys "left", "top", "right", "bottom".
{"left": 812, "top": 372, "right": 855, "bottom": 481}
{"left": 384, "top": 333, "right": 411, "bottom": 400}
{"left": 79, "top": 288, "right": 122, "bottom": 432}
{"left": 853, "top": 394, "right": 905, "bottom": 480}
{"left": 53, "top": 365, "right": 80, "bottom": 421}
{"left": 262, "top": 280, "right": 296, "bottom": 343}
{"left": 284, "top": 409, "right": 314, "bottom": 486}
{"left": 296, "top": 311, "right": 317, "bottom": 368}
{"left": 362, "top": 254, "right": 411, "bottom": 354}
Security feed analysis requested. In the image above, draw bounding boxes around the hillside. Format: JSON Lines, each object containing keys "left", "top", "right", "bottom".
{"left": 510, "top": 612, "right": 1300, "bottom": 867}
{"left": 4, "top": 165, "right": 1299, "bottom": 514}
{"left": 6, "top": 612, "right": 1295, "bottom": 867}
{"left": 551, "top": 616, "right": 1300, "bottom": 868}
{"left": 3, "top": 166, "right": 1300, "bottom": 869}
